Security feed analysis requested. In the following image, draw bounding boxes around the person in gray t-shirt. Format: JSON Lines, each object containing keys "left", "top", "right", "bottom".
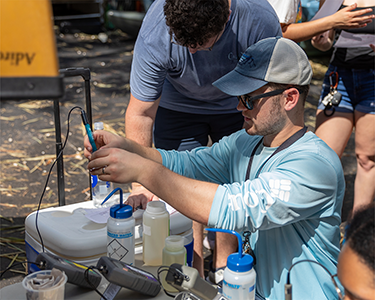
{"left": 125, "top": 0, "right": 282, "bottom": 280}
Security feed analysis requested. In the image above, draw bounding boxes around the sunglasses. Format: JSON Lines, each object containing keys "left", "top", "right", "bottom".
{"left": 237, "top": 89, "right": 287, "bottom": 110}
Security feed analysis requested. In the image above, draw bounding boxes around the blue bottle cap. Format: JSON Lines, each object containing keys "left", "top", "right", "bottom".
{"left": 205, "top": 228, "right": 254, "bottom": 273}
{"left": 110, "top": 204, "right": 133, "bottom": 219}
{"left": 102, "top": 187, "right": 132, "bottom": 219}
{"left": 227, "top": 252, "right": 253, "bottom": 272}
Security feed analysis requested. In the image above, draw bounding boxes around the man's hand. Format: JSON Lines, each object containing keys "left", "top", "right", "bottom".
{"left": 126, "top": 183, "right": 159, "bottom": 211}
{"left": 86, "top": 141, "right": 215, "bottom": 225}
{"left": 331, "top": 4, "right": 374, "bottom": 30}
{"left": 87, "top": 147, "right": 144, "bottom": 184}
{"left": 84, "top": 130, "right": 126, "bottom": 159}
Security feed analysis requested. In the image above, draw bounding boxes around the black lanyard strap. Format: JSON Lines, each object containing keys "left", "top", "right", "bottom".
{"left": 245, "top": 126, "right": 307, "bottom": 180}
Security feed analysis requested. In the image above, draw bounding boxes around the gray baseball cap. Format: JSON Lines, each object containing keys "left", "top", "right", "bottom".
{"left": 213, "top": 36, "right": 312, "bottom": 96}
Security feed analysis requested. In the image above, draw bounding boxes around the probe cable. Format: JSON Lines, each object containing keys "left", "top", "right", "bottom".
{"left": 0, "top": 261, "right": 39, "bottom": 279}
{"left": 157, "top": 265, "right": 190, "bottom": 298}
{"left": 285, "top": 259, "right": 343, "bottom": 300}
{"left": 34, "top": 106, "right": 83, "bottom": 253}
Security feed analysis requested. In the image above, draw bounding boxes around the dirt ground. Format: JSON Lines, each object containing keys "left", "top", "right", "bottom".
{"left": 0, "top": 30, "right": 357, "bottom": 284}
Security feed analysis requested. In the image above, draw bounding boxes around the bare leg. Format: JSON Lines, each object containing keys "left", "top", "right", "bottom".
{"left": 192, "top": 221, "right": 205, "bottom": 277}
{"left": 315, "top": 109, "right": 354, "bottom": 157}
{"left": 353, "top": 111, "right": 375, "bottom": 213}
{"left": 213, "top": 232, "right": 237, "bottom": 270}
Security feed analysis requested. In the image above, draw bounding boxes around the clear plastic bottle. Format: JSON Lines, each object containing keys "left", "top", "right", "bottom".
{"left": 161, "top": 235, "right": 186, "bottom": 293}
{"left": 104, "top": 188, "right": 135, "bottom": 265}
{"left": 91, "top": 121, "right": 113, "bottom": 207}
{"left": 142, "top": 201, "right": 170, "bottom": 266}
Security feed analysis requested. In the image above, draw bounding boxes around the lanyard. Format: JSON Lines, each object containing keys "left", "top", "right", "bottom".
{"left": 245, "top": 126, "right": 307, "bottom": 180}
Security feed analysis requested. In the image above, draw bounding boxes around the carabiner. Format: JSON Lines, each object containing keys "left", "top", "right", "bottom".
{"left": 329, "top": 71, "right": 339, "bottom": 90}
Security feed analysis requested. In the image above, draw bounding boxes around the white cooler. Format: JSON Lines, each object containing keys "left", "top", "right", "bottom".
{"left": 25, "top": 196, "right": 193, "bottom": 272}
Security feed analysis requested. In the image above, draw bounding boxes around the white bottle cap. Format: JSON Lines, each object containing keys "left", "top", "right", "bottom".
{"left": 146, "top": 201, "right": 167, "bottom": 214}
{"left": 165, "top": 235, "right": 184, "bottom": 251}
{"left": 94, "top": 122, "right": 104, "bottom": 131}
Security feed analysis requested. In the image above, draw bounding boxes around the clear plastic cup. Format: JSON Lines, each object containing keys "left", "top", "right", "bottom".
{"left": 22, "top": 270, "right": 67, "bottom": 300}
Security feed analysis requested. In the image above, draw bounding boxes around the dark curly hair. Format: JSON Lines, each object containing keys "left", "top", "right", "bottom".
{"left": 346, "top": 202, "right": 375, "bottom": 273}
{"left": 164, "top": 0, "right": 229, "bottom": 49}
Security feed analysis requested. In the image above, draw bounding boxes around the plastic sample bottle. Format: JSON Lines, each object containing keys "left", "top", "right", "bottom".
{"left": 142, "top": 201, "right": 170, "bottom": 266}
{"left": 162, "top": 235, "right": 187, "bottom": 292}
{"left": 206, "top": 228, "right": 256, "bottom": 300}
{"left": 103, "top": 188, "right": 135, "bottom": 265}
{"left": 91, "top": 121, "right": 113, "bottom": 207}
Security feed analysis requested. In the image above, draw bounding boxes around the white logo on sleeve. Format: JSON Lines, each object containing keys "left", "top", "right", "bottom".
{"left": 269, "top": 179, "right": 291, "bottom": 202}
{"left": 228, "top": 179, "right": 292, "bottom": 213}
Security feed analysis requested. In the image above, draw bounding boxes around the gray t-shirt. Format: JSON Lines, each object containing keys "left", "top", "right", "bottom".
{"left": 130, "top": 0, "right": 282, "bottom": 114}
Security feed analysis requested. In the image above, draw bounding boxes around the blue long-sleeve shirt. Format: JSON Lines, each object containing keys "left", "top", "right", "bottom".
{"left": 158, "top": 129, "right": 345, "bottom": 299}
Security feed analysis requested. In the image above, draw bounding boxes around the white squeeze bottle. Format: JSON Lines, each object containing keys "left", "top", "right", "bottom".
{"left": 161, "top": 235, "right": 187, "bottom": 292}
{"left": 206, "top": 228, "right": 256, "bottom": 300}
{"left": 142, "top": 201, "right": 170, "bottom": 266}
{"left": 91, "top": 121, "right": 114, "bottom": 207}
{"left": 102, "top": 188, "right": 135, "bottom": 265}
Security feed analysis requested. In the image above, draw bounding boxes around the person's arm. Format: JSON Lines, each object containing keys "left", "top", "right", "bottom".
{"left": 85, "top": 130, "right": 239, "bottom": 223}
{"left": 281, "top": 3, "right": 374, "bottom": 43}
{"left": 311, "top": 29, "right": 335, "bottom": 52}
{"left": 126, "top": 12, "right": 170, "bottom": 208}
{"left": 87, "top": 146, "right": 217, "bottom": 224}
{"left": 125, "top": 93, "right": 161, "bottom": 208}
{"left": 125, "top": 93, "right": 160, "bottom": 147}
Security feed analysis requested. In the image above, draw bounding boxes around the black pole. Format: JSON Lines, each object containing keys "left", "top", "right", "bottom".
{"left": 53, "top": 98, "right": 65, "bottom": 206}
{"left": 84, "top": 77, "right": 93, "bottom": 201}
{"left": 59, "top": 67, "right": 93, "bottom": 201}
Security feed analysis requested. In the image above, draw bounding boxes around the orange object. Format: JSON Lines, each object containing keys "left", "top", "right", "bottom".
{"left": 0, "top": 0, "right": 63, "bottom": 99}
{"left": 0, "top": 0, "right": 60, "bottom": 77}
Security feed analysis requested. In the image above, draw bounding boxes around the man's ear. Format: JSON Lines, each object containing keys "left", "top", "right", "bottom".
{"left": 283, "top": 88, "right": 300, "bottom": 111}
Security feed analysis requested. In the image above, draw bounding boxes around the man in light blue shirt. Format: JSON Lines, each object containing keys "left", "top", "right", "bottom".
{"left": 85, "top": 37, "right": 345, "bottom": 299}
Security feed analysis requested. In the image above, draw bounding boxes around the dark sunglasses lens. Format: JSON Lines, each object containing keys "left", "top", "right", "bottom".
{"left": 237, "top": 96, "right": 246, "bottom": 109}
{"left": 246, "top": 97, "right": 253, "bottom": 110}
{"left": 237, "top": 96, "right": 253, "bottom": 110}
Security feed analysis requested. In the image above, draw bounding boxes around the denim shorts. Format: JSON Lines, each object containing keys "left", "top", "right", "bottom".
{"left": 317, "top": 65, "right": 375, "bottom": 114}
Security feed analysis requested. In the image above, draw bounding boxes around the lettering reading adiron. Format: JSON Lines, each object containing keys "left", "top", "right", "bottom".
{"left": 0, "top": 52, "right": 36, "bottom": 66}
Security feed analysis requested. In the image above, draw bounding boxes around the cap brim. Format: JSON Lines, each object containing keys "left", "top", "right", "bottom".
{"left": 213, "top": 69, "right": 268, "bottom": 96}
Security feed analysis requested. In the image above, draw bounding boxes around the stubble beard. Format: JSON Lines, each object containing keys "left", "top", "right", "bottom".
{"left": 246, "top": 97, "right": 286, "bottom": 137}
